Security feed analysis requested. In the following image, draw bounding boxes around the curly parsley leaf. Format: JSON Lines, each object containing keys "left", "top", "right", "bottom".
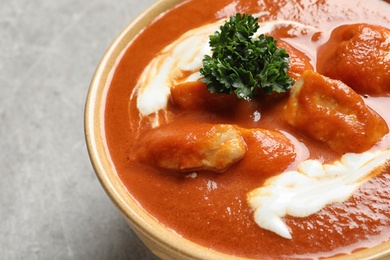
{"left": 200, "top": 13, "right": 293, "bottom": 100}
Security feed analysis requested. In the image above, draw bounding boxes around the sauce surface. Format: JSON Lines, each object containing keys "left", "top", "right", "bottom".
{"left": 104, "top": 0, "right": 390, "bottom": 258}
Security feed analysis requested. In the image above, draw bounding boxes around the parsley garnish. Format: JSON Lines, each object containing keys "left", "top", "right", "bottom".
{"left": 200, "top": 13, "right": 293, "bottom": 100}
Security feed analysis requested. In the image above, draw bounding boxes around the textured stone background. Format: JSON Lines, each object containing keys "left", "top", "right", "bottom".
{"left": 0, "top": 0, "right": 159, "bottom": 259}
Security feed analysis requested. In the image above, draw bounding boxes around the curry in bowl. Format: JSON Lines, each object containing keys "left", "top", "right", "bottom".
{"left": 96, "top": 0, "right": 390, "bottom": 258}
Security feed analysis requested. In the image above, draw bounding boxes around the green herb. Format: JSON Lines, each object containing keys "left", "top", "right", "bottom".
{"left": 200, "top": 13, "right": 293, "bottom": 100}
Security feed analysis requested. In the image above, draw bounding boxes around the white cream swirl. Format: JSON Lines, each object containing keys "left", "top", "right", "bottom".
{"left": 247, "top": 149, "right": 390, "bottom": 239}
{"left": 132, "top": 19, "right": 316, "bottom": 118}
{"left": 132, "top": 21, "right": 222, "bottom": 116}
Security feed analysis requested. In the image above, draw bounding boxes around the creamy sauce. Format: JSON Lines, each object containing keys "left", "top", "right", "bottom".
{"left": 104, "top": 0, "right": 390, "bottom": 258}
{"left": 133, "top": 11, "right": 390, "bottom": 240}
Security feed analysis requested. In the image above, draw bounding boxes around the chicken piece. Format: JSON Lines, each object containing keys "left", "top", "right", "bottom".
{"left": 137, "top": 123, "right": 246, "bottom": 172}
{"left": 317, "top": 23, "right": 390, "bottom": 96}
{"left": 236, "top": 127, "right": 296, "bottom": 177}
{"left": 277, "top": 39, "right": 314, "bottom": 80}
{"left": 284, "top": 70, "right": 388, "bottom": 153}
{"left": 170, "top": 81, "right": 238, "bottom": 112}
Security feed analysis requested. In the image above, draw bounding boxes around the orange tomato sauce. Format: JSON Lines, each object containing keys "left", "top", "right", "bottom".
{"left": 104, "top": 0, "right": 390, "bottom": 258}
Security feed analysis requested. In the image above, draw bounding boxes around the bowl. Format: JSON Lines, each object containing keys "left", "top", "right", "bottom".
{"left": 85, "top": 0, "right": 390, "bottom": 259}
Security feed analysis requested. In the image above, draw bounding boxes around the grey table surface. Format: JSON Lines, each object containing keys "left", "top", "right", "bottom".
{"left": 1, "top": 0, "right": 160, "bottom": 259}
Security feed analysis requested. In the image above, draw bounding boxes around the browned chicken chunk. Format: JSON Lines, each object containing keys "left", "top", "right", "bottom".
{"left": 170, "top": 81, "right": 239, "bottom": 111}
{"left": 317, "top": 23, "right": 390, "bottom": 96}
{"left": 137, "top": 123, "right": 246, "bottom": 172}
{"left": 284, "top": 70, "right": 388, "bottom": 153}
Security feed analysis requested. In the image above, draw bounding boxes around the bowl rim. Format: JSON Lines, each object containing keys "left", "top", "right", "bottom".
{"left": 84, "top": 0, "right": 390, "bottom": 259}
